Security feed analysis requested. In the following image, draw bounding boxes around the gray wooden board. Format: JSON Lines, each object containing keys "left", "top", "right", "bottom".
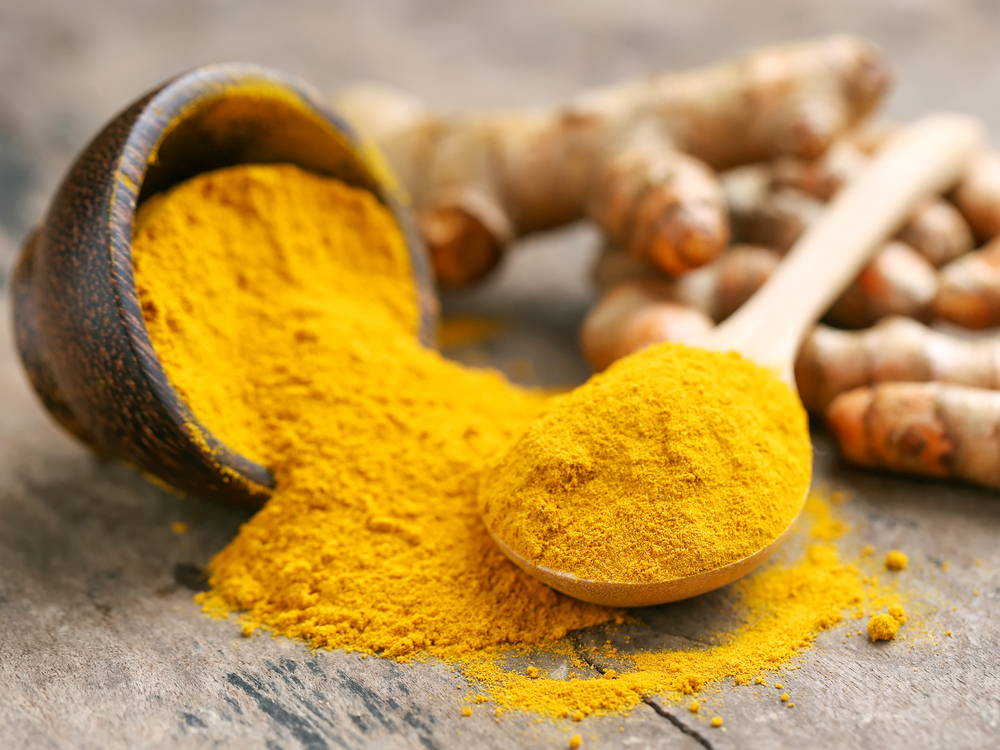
{"left": 2, "top": 1, "right": 1000, "bottom": 748}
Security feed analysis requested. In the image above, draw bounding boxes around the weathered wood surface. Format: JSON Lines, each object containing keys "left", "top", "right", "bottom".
{"left": 2, "top": 2, "right": 999, "bottom": 748}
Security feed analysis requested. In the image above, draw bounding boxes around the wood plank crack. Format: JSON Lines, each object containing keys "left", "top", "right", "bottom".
{"left": 571, "top": 639, "right": 714, "bottom": 749}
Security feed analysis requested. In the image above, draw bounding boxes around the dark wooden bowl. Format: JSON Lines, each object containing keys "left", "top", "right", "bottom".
{"left": 11, "top": 63, "right": 437, "bottom": 506}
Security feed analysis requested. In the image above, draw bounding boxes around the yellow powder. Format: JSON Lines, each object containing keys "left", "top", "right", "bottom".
{"left": 569, "top": 735, "right": 583, "bottom": 749}
{"left": 438, "top": 315, "right": 507, "bottom": 349}
{"left": 479, "top": 343, "right": 811, "bottom": 583}
{"left": 461, "top": 706, "right": 472, "bottom": 717}
{"left": 136, "top": 165, "right": 613, "bottom": 660}
{"left": 134, "top": 164, "right": 902, "bottom": 720}
{"left": 868, "top": 613, "right": 901, "bottom": 641}
{"left": 170, "top": 521, "right": 189, "bottom": 535}
{"left": 688, "top": 700, "right": 700, "bottom": 713}
{"left": 711, "top": 716, "right": 724, "bottom": 727}
{"left": 889, "top": 605, "right": 906, "bottom": 624}
{"left": 885, "top": 550, "right": 909, "bottom": 571}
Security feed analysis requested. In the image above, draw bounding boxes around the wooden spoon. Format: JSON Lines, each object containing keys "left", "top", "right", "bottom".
{"left": 486, "top": 114, "right": 984, "bottom": 607}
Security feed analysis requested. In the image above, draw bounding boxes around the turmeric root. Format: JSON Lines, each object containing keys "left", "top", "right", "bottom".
{"left": 825, "top": 241, "right": 938, "bottom": 328}
{"left": 589, "top": 122, "right": 728, "bottom": 274}
{"left": 743, "top": 140, "right": 973, "bottom": 266}
{"left": 796, "top": 316, "right": 1000, "bottom": 412}
{"left": 580, "top": 283, "right": 713, "bottom": 370}
{"left": 827, "top": 382, "right": 1000, "bottom": 488}
{"left": 582, "top": 246, "right": 779, "bottom": 370}
{"left": 769, "top": 140, "right": 869, "bottom": 201}
{"left": 896, "top": 200, "right": 974, "bottom": 268}
{"left": 934, "top": 236, "right": 1000, "bottom": 328}
{"left": 591, "top": 244, "right": 780, "bottom": 318}
{"left": 583, "top": 285, "right": 1000, "bottom": 412}
{"left": 726, "top": 176, "right": 823, "bottom": 252}
{"left": 724, "top": 175, "right": 939, "bottom": 325}
{"left": 953, "top": 150, "right": 1000, "bottom": 241}
{"left": 336, "top": 36, "right": 889, "bottom": 286}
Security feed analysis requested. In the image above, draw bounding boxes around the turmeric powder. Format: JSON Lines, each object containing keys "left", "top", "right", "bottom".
{"left": 480, "top": 342, "right": 812, "bottom": 584}
{"left": 134, "top": 163, "right": 903, "bottom": 720}
{"left": 868, "top": 613, "right": 901, "bottom": 641}
{"left": 135, "top": 164, "right": 613, "bottom": 659}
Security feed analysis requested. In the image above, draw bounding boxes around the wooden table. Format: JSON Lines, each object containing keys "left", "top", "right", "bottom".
{"left": 1, "top": 2, "right": 998, "bottom": 747}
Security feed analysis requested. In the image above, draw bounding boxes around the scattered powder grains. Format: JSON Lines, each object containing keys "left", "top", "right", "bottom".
{"left": 437, "top": 315, "right": 507, "bottom": 349}
{"left": 169, "top": 521, "right": 189, "bottom": 535}
{"left": 569, "top": 735, "right": 583, "bottom": 749}
{"left": 135, "top": 164, "right": 907, "bottom": 722}
{"left": 711, "top": 717, "right": 724, "bottom": 728}
{"left": 868, "top": 613, "right": 902, "bottom": 641}
{"left": 688, "top": 700, "right": 700, "bottom": 713}
{"left": 885, "top": 550, "right": 909, "bottom": 571}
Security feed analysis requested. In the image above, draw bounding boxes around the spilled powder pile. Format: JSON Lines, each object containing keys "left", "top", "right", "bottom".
{"left": 134, "top": 164, "right": 901, "bottom": 718}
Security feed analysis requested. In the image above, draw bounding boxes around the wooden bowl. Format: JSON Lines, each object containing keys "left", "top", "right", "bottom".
{"left": 11, "top": 63, "right": 436, "bottom": 506}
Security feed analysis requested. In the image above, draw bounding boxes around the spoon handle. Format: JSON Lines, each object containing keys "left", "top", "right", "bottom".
{"left": 711, "top": 114, "right": 985, "bottom": 382}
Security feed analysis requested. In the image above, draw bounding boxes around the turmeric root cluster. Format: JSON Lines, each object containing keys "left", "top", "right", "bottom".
{"left": 336, "top": 35, "right": 886, "bottom": 286}
{"left": 338, "top": 36, "right": 1000, "bottom": 489}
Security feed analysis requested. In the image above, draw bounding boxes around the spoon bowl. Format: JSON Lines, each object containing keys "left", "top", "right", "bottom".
{"left": 490, "top": 508, "right": 800, "bottom": 608}
{"left": 11, "top": 63, "right": 436, "bottom": 505}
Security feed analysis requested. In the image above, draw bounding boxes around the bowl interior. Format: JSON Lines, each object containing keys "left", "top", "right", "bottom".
{"left": 116, "top": 66, "right": 434, "bottom": 501}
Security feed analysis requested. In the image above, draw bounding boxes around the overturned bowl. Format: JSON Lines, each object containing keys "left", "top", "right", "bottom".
{"left": 11, "top": 63, "right": 435, "bottom": 505}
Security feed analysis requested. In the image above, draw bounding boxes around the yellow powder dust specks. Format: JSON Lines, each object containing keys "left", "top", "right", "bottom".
{"left": 807, "top": 491, "right": 848, "bottom": 540}
{"left": 170, "top": 521, "right": 189, "bottom": 535}
{"left": 438, "top": 315, "right": 507, "bottom": 349}
{"left": 711, "top": 717, "right": 724, "bottom": 728}
{"left": 868, "top": 613, "right": 901, "bottom": 641}
{"left": 885, "top": 550, "right": 909, "bottom": 571}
